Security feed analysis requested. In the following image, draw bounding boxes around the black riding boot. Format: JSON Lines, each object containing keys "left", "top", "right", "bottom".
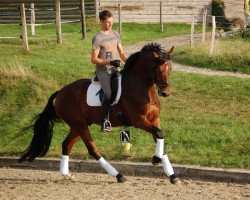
{"left": 101, "top": 95, "right": 112, "bottom": 132}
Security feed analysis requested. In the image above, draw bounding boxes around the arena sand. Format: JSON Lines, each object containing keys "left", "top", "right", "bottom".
{"left": 0, "top": 167, "right": 249, "bottom": 200}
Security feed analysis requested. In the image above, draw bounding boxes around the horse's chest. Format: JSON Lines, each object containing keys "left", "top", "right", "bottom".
{"left": 149, "top": 98, "right": 159, "bottom": 105}
{"left": 148, "top": 88, "right": 159, "bottom": 105}
{"left": 148, "top": 103, "right": 159, "bottom": 112}
{"left": 148, "top": 95, "right": 160, "bottom": 114}
{"left": 149, "top": 94, "right": 160, "bottom": 106}
{"left": 145, "top": 104, "right": 160, "bottom": 122}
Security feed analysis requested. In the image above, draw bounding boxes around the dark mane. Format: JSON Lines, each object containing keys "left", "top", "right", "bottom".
{"left": 141, "top": 43, "right": 164, "bottom": 54}
{"left": 121, "top": 43, "right": 167, "bottom": 75}
{"left": 122, "top": 51, "right": 141, "bottom": 74}
{"left": 142, "top": 43, "right": 168, "bottom": 65}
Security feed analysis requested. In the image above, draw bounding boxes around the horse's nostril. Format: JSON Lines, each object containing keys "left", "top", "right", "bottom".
{"left": 159, "top": 91, "right": 170, "bottom": 97}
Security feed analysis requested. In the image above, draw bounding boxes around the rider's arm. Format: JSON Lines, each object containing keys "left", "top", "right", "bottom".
{"left": 91, "top": 49, "right": 110, "bottom": 66}
{"left": 117, "top": 43, "right": 128, "bottom": 62}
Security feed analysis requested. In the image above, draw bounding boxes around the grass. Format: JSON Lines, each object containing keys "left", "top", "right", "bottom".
{"left": 173, "top": 36, "right": 250, "bottom": 74}
{"left": 0, "top": 22, "right": 249, "bottom": 169}
{"left": 163, "top": 73, "right": 250, "bottom": 168}
{"left": 0, "top": 22, "right": 202, "bottom": 84}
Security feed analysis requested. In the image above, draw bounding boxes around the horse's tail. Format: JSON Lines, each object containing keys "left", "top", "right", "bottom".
{"left": 19, "top": 91, "right": 60, "bottom": 162}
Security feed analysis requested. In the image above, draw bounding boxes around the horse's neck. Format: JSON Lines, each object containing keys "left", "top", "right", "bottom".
{"left": 127, "top": 59, "right": 153, "bottom": 83}
{"left": 127, "top": 73, "right": 151, "bottom": 88}
{"left": 122, "top": 71, "right": 157, "bottom": 103}
{"left": 122, "top": 56, "right": 157, "bottom": 99}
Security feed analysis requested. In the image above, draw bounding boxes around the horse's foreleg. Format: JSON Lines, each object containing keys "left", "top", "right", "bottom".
{"left": 148, "top": 118, "right": 180, "bottom": 183}
{"left": 152, "top": 128, "right": 180, "bottom": 184}
{"left": 79, "top": 125, "right": 127, "bottom": 183}
{"left": 135, "top": 119, "right": 180, "bottom": 184}
{"left": 60, "top": 131, "right": 80, "bottom": 176}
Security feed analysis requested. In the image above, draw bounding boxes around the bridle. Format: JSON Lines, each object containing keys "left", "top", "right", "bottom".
{"left": 150, "top": 51, "right": 171, "bottom": 90}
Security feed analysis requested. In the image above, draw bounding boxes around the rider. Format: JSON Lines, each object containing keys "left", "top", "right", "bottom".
{"left": 91, "top": 10, "right": 128, "bottom": 132}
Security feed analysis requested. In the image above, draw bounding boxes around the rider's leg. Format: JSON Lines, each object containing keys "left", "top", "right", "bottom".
{"left": 100, "top": 94, "right": 112, "bottom": 131}
{"left": 96, "top": 68, "right": 112, "bottom": 131}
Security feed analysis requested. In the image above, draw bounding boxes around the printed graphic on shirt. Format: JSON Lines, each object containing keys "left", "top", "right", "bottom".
{"left": 106, "top": 52, "right": 112, "bottom": 60}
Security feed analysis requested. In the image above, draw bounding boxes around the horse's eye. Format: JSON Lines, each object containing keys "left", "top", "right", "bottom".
{"left": 157, "top": 58, "right": 165, "bottom": 65}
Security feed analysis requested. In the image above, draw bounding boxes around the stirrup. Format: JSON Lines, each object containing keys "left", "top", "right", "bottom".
{"left": 101, "top": 120, "right": 112, "bottom": 132}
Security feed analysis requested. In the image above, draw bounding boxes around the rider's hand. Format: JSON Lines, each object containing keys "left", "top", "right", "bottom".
{"left": 110, "top": 60, "right": 121, "bottom": 68}
{"left": 109, "top": 66, "right": 118, "bottom": 74}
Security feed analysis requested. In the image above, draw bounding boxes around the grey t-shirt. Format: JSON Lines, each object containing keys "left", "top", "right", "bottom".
{"left": 92, "top": 30, "right": 121, "bottom": 70}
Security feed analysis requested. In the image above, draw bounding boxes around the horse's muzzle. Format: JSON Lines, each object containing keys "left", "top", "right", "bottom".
{"left": 158, "top": 88, "right": 170, "bottom": 97}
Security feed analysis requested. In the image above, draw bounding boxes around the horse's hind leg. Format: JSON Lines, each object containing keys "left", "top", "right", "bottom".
{"left": 75, "top": 125, "right": 127, "bottom": 183}
{"left": 60, "top": 131, "right": 80, "bottom": 176}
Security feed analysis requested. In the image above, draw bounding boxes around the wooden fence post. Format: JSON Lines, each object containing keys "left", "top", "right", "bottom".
{"left": 210, "top": 16, "right": 216, "bottom": 55}
{"left": 55, "top": 0, "right": 62, "bottom": 44}
{"left": 80, "top": 0, "right": 86, "bottom": 39}
{"left": 160, "top": 1, "right": 163, "bottom": 32}
{"left": 30, "top": 3, "right": 35, "bottom": 36}
{"left": 202, "top": 9, "right": 207, "bottom": 43}
{"left": 95, "top": 0, "right": 99, "bottom": 21}
{"left": 20, "top": 3, "right": 29, "bottom": 52}
{"left": 190, "top": 15, "right": 195, "bottom": 48}
{"left": 118, "top": 4, "right": 122, "bottom": 35}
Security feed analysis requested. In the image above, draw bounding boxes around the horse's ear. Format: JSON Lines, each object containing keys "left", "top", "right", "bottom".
{"left": 167, "top": 46, "right": 174, "bottom": 56}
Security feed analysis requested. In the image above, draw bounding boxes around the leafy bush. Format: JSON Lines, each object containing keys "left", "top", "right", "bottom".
{"left": 212, "top": 0, "right": 230, "bottom": 30}
{"left": 86, "top": 16, "right": 98, "bottom": 32}
{"left": 240, "top": 28, "right": 250, "bottom": 38}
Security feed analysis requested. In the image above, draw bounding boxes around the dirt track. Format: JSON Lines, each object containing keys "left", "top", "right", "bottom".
{"left": 1, "top": 167, "right": 249, "bottom": 200}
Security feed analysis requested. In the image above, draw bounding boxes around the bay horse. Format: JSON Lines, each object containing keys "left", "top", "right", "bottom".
{"left": 19, "top": 43, "right": 180, "bottom": 184}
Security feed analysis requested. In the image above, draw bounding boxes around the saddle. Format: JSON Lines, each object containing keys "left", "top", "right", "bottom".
{"left": 87, "top": 72, "right": 122, "bottom": 107}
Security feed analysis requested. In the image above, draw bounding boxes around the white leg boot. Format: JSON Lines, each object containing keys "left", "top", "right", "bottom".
{"left": 60, "top": 155, "right": 69, "bottom": 176}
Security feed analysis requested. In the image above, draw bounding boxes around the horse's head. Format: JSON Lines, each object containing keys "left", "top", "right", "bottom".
{"left": 122, "top": 43, "right": 173, "bottom": 97}
{"left": 150, "top": 45, "right": 174, "bottom": 97}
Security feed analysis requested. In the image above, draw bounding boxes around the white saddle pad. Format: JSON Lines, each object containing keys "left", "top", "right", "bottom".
{"left": 87, "top": 75, "right": 122, "bottom": 107}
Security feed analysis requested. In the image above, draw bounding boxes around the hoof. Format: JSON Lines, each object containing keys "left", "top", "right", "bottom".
{"left": 116, "top": 173, "right": 127, "bottom": 183}
{"left": 152, "top": 155, "right": 162, "bottom": 166}
{"left": 170, "top": 177, "right": 181, "bottom": 185}
{"left": 62, "top": 174, "right": 76, "bottom": 182}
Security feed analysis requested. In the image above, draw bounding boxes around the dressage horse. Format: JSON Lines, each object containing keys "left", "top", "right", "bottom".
{"left": 19, "top": 43, "right": 180, "bottom": 184}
